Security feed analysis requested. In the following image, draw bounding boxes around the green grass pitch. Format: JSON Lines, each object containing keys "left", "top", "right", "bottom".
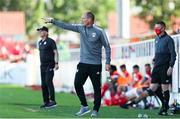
{"left": 0, "top": 84, "right": 180, "bottom": 118}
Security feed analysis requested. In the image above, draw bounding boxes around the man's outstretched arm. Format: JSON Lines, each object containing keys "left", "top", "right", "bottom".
{"left": 43, "top": 17, "right": 81, "bottom": 32}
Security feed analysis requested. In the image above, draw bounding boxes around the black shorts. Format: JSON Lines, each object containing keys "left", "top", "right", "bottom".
{"left": 151, "top": 64, "right": 172, "bottom": 84}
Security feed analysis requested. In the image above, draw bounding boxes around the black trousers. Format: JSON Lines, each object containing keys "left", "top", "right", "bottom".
{"left": 40, "top": 64, "right": 55, "bottom": 104}
{"left": 74, "top": 63, "right": 102, "bottom": 112}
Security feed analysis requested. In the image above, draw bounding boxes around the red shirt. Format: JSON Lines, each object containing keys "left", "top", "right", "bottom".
{"left": 132, "top": 72, "right": 143, "bottom": 88}
{"left": 110, "top": 71, "right": 120, "bottom": 81}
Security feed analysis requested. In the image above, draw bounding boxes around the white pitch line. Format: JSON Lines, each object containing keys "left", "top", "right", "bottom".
{"left": 24, "top": 107, "right": 39, "bottom": 112}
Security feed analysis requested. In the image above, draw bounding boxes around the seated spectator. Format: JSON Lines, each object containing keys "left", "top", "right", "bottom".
{"left": 117, "top": 64, "right": 131, "bottom": 93}
{"left": 134, "top": 64, "right": 152, "bottom": 109}
{"left": 102, "top": 80, "right": 151, "bottom": 108}
{"left": 103, "top": 86, "right": 143, "bottom": 107}
{"left": 140, "top": 63, "right": 152, "bottom": 89}
{"left": 103, "top": 65, "right": 151, "bottom": 108}
{"left": 131, "top": 65, "right": 143, "bottom": 88}
{"left": 101, "top": 65, "right": 120, "bottom": 98}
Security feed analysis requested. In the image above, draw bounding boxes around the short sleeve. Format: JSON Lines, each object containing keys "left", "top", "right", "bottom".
{"left": 50, "top": 39, "right": 57, "bottom": 50}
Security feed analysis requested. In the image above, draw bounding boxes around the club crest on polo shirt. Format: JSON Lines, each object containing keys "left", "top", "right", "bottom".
{"left": 92, "top": 33, "right": 96, "bottom": 37}
{"left": 44, "top": 41, "right": 47, "bottom": 45}
{"left": 96, "top": 72, "right": 100, "bottom": 75}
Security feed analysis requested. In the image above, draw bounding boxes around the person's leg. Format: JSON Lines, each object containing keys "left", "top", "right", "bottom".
{"left": 89, "top": 64, "right": 102, "bottom": 112}
{"left": 117, "top": 85, "right": 122, "bottom": 96}
{"left": 156, "top": 84, "right": 170, "bottom": 115}
{"left": 160, "top": 64, "right": 171, "bottom": 112}
{"left": 125, "top": 88, "right": 139, "bottom": 99}
{"left": 161, "top": 84, "right": 170, "bottom": 110}
{"left": 101, "top": 82, "right": 109, "bottom": 98}
{"left": 150, "top": 66, "right": 168, "bottom": 113}
{"left": 134, "top": 83, "right": 159, "bottom": 102}
{"left": 154, "top": 64, "right": 171, "bottom": 115}
{"left": 74, "top": 63, "right": 89, "bottom": 107}
{"left": 46, "top": 67, "right": 55, "bottom": 102}
{"left": 154, "top": 86, "right": 164, "bottom": 108}
{"left": 141, "top": 88, "right": 149, "bottom": 109}
{"left": 74, "top": 63, "right": 91, "bottom": 116}
{"left": 109, "top": 82, "right": 116, "bottom": 96}
{"left": 40, "top": 67, "right": 50, "bottom": 104}
{"left": 120, "top": 88, "right": 140, "bottom": 108}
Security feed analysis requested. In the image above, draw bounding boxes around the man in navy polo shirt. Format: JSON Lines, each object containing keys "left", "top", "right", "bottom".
{"left": 37, "top": 26, "right": 59, "bottom": 108}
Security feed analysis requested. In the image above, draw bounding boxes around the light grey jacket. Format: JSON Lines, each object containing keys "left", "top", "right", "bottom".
{"left": 52, "top": 20, "right": 111, "bottom": 65}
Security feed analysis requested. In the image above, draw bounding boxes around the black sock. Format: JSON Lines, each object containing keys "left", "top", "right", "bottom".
{"left": 155, "top": 87, "right": 164, "bottom": 108}
{"left": 163, "top": 90, "right": 170, "bottom": 110}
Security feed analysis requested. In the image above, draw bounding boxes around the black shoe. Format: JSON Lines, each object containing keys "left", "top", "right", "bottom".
{"left": 144, "top": 104, "right": 150, "bottom": 109}
{"left": 45, "top": 101, "right": 57, "bottom": 109}
{"left": 158, "top": 108, "right": 168, "bottom": 116}
{"left": 120, "top": 104, "right": 129, "bottom": 109}
{"left": 40, "top": 103, "right": 48, "bottom": 108}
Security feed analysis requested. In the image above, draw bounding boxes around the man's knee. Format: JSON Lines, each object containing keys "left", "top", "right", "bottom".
{"left": 161, "top": 84, "right": 170, "bottom": 92}
{"left": 74, "top": 80, "right": 80, "bottom": 88}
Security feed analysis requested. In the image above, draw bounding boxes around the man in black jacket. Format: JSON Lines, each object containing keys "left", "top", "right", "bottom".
{"left": 133, "top": 21, "right": 176, "bottom": 115}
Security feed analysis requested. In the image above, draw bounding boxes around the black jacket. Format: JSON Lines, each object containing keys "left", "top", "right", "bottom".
{"left": 154, "top": 32, "right": 176, "bottom": 67}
